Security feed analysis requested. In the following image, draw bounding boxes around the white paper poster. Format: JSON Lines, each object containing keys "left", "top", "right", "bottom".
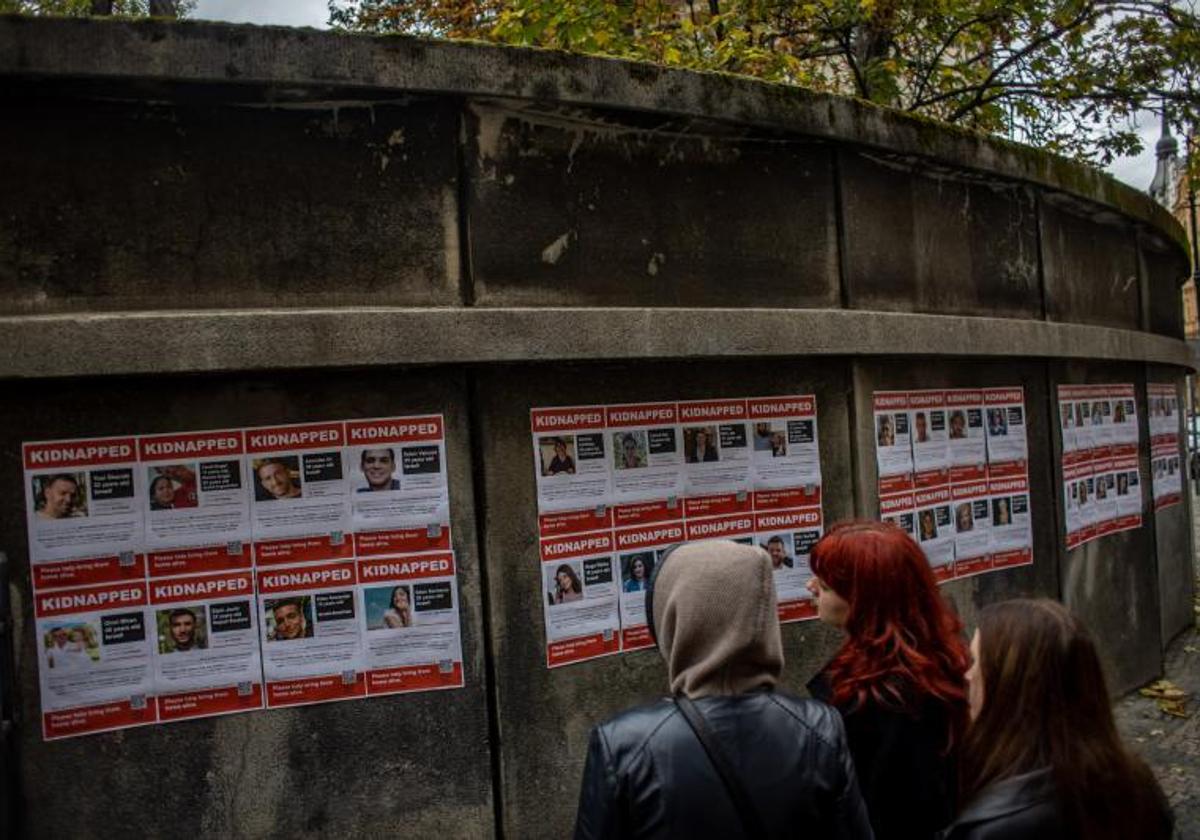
{"left": 874, "top": 387, "right": 1032, "bottom": 581}
{"left": 23, "top": 413, "right": 465, "bottom": 739}
{"left": 1148, "top": 383, "right": 1183, "bottom": 512}
{"left": 1058, "top": 384, "right": 1143, "bottom": 548}
{"left": 529, "top": 394, "right": 825, "bottom": 668}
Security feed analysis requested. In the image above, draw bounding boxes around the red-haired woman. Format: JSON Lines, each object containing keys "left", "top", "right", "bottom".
{"left": 805, "top": 521, "right": 970, "bottom": 840}
{"left": 945, "top": 599, "right": 1171, "bottom": 839}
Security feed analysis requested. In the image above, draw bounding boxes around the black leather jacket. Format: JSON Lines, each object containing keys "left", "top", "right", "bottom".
{"left": 940, "top": 769, "right": 1063, "bottom": 840}
{"left": 573, "top": 690, "right": 874, "bottom": 839}
{"left": 807, "top": 671, "right": 958, "bottom": 840}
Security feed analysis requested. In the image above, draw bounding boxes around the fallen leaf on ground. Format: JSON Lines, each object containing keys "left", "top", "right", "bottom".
{"left": 1140, "top": 680, "right": 1185, "bottom": 699}
{"left": 1159, "top": 699, "right": 1191, "bottom": 719}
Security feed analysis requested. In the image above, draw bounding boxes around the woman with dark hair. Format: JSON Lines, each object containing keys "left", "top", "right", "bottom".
{"left": 551, "top": 564, "right": 583, "bottom": 605}
{"left": 149, "top": 474, "right": 175, "bottom": 511}
{"left": 546, "top": 438, "right": 576, "bottom": 475}
{"left": 622, "top": 554, "right": 652, "bottom": 592}
{"left": 945, "top": 599, "right": 1171, "bottom": 839}
{"left": 383, "top": 586, "right": 412, "bottom": 628}
{"left": 805, "top": 521, "right": 970, "bottom": 840}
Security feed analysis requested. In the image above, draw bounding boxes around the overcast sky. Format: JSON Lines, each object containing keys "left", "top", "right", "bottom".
{"left": 191, "top": 0, "right": 1162, "bottom": 192}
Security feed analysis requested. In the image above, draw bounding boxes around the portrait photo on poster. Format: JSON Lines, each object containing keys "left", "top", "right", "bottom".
{"left": 147, "top": 464, "right": 199, "bottom": 511}
{"left": 547, "top": 561, "right": 585, "bottom": 606}
{"left": 264, "top": 596, "right": 315, "bottom": 641}
{"left": 363, "top": 584, "right": 415, "bottom": 630}
{"left": 355, "top": 448, "right": 402, "bottom": 492}
{"left": 43, "top": 621, "right": 102, "bottom": 669}
{"left": 156, "top": 605, "right": 208, "bottom": 654}
{"left": 613, "top": 432, "right": 648, "bottom": 471}
{"left": 683, "top": 426, "right": 720, "bottom": 464}
{"left": 538, "top": 436, "right": 578, "bottom": 476}
{"left": 32, "top": 472, "right": 89, "bottom": 520}
{"left": 620, "top": 551, "right": 655, "bottom": 592}
{"left": 252, "top": 456, "right": 303, "bottom": 502}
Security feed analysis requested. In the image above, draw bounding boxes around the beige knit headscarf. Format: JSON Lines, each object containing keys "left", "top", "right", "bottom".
{"left": 651, "top": 540, "right": 784, "bottom": 698}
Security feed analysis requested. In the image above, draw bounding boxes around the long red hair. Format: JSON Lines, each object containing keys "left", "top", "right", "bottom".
{"left": 810, "top": 521, "right": 969, "bottom": 749}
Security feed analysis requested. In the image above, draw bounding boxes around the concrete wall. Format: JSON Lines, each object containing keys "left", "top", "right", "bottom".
{"left": 0, "top": 370, "right": 493, "bottom": 839}
{"left": 0, "top": 17, "right": 1195, "bottom": 840}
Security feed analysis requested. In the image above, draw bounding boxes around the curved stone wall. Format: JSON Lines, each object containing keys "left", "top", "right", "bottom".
{"left": 0, "top": 16, "right": 1194, "bottom": 839}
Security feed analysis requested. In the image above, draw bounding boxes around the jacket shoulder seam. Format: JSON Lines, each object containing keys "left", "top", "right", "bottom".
{"left": 764, "top": 693, "right": 839, "bottom": 752}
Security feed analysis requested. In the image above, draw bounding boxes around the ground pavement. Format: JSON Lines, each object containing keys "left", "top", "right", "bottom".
{"left": 1112, "top": 504, "right": 1200, "bottom": 839}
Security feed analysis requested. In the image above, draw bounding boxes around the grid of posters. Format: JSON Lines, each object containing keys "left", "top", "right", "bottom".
{"left": 1058, "top": 384, "right": 1143, "bottom": 549}
{"left": 1148, "top": 383, "right": 1183, "bottom": 512}
{"left": 531, "top": 396, "right": 823, "bottom": 668}
{"left": 874, "top": 388, "right": 1033, "bottom": 581}
{"left": 24, "top": 415, "right": 462, "bottom": 740}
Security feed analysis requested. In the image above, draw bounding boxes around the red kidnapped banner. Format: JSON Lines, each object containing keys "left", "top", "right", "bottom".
{"left": 24, "top": 436, "right": 136, "bottom": 470}
{"left": 540, "top": 531, "right": 614, "bottom": 562}
{"left": 138, "top": 430, "right": 244, "bottom": 461}
{"left": 678, "top": 399, "right": 748, "bottom": 422}
{"left": 245, "top": 422, "right": 344, "bottom": 453}
{"left": 346, "top": 416, "right": 443, "bottom": 445}
{"left": 151, "top": 571, "right": 254, "bottom": 605}
{"left": 605, "top": 402, "right": 678, "bottom": 427}
{"left": 358, "top": 552, "right": 456, "bottom": 583}
{"left": 531, "top": 406, "right": 605, "bottom": 433}
{"left": 256, "top": 560, "right": 357, "bottom": 595}
{"left": 35, "top": 581, "right": 147, "bottom": 619}
{"left": 684, "top": 513, "right": 755, "bottom": 542}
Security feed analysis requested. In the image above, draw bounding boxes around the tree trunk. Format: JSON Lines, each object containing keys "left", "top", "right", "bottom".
{"left": 90, "top": 0, "right": 113, "bottom": 14}
{"left": 148, "top": 0, "right": 177, "bottom": 17}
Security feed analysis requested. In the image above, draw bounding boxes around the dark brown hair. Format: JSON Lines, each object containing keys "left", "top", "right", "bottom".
{"left": 960, "top": 599, "right": 1170, "bottom": 839}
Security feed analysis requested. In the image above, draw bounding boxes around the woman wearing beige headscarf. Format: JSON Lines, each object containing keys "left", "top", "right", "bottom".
{"left": 573, "top": 540, "right": 872, "bottom": 839}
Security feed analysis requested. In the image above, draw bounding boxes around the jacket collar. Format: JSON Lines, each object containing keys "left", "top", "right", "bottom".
{"left": 949, "top": 768, "right": 1056, "bottom": 827}
{"left": 805, "top": 663, "right": 834, "bottom": 702}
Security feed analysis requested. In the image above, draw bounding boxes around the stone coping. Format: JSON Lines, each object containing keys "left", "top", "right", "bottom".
{"left": 1, "top": 307, "right": 1191, "bottom": 378}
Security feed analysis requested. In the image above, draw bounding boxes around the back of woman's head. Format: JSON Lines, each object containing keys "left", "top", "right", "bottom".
{"left": 962, "top": 599, "right": 1170, "bottom": 840}
{"left": 810, "top": 521, "right": 969, "bottom": 742}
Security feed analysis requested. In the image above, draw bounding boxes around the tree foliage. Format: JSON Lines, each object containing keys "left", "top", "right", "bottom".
{"left": 329, "top": 0, "right": 1199, "bottom": 165}
{"left": 0, "top": 0, "right": 193, "bottom": 17}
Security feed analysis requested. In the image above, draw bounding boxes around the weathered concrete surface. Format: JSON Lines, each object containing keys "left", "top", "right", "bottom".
{"left": 0, "top": 308, "right": 1193, "bottom": 380}
{"left": 840, "top": 151, "right": 1041, "bottom": 319}
{"left": 1148, "top": 368, "right": 1197, "bottom": 646}
{"left": 1041, "top": 197, "right": 1142, "bottom": 331}
{"left": 473, "top": 360, "right": 853, "bottom": 839}
{"left": 0, "top": 98, "right": 460, "bottom": 313}
{"left": 467, "top": 104, "right": 838, "bottom": 307}
{"left": 1141, "top": 234, "right": 1192, "bottom": 340}
{"left": 1050, "top": 362, "right": 1165, "bottom": 694}
{"left": 1, "top": 370, "right": 494, "bottom": 839}
{"left": 0, "top": 15, "right": 1187, "bottom": 252}
{"left": 849, "top": 360, "right": 1061, "bottom": 633}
